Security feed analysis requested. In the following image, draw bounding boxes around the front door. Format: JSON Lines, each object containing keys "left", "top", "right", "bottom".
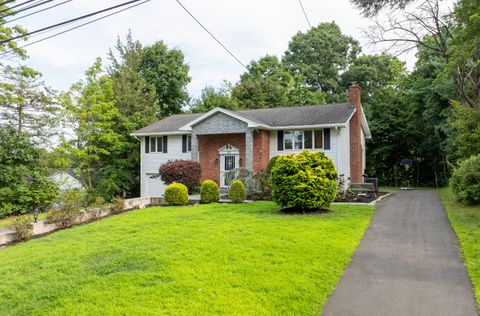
{"left": 220, "top": 154, "right": 239, "bottom": 187}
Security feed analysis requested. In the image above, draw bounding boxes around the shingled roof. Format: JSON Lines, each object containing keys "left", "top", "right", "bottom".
{"left": 131, "top": 103, "right": 356, "bottom": 135}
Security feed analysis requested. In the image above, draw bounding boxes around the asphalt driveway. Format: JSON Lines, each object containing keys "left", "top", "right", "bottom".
{"left": 322, "top": 190, "right": 478, "bottom": 316}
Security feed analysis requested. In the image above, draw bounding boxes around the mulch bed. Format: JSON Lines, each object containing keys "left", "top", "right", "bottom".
{"left": 335, "top": 191, "right": 389, "bottom": 203}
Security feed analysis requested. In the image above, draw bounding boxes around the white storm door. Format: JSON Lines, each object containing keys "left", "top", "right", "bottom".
{"left": 220, "top": 154, "right": 239, "bottom": 187}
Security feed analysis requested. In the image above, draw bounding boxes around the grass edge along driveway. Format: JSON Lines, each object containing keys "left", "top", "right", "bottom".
{"left": 440, "top": 188, "right": 480, "bottom": 309}
{"left": 0, "top": 201, "right": 374, "bottom": 315}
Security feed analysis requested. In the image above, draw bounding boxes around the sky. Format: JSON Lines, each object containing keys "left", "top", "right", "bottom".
{"left": 7, "top": 0, "right": 417, "bottom": 98}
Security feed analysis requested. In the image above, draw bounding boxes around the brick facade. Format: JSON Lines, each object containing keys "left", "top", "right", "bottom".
{"left": 253, "top": 130, "right": 270, "bottom": 173}
{"left": 349, "top": 83, "right": 364, "bottom": 183}
{"left": 197, "top": 133, "right": 246, "bottom": 185}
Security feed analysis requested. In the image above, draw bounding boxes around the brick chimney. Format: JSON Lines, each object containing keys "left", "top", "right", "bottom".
{"left": 349, "top": 82, "right": 364, "bottom": 183}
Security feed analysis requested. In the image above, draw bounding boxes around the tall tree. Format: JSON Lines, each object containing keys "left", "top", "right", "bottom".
{"left": 0, "top": 65, "right": 58, "bottom": 144}
{"left": 282, "top": 22, "right": 361, "bottom": 102}
{"left": 341, "top": 54, "right": 406, "bottom": 104}
{"left": 191, "top": 82, "right": 238, "bottom": 113}
{"left": 108, "top": 31, "right": 157, "bottom": 126}
{"left": 351, "top": 0, "right": 415, "bottom": 16}
{"left": 232, "top": 55, "right": 325, "bottom": 109}
{"left": 62, "top": 59, "right": 125, "bottom": 198}
{"left": 107, "top": 33, "right": 159, "bottom": 197}
{"left": 141, "top": 41, "right": 191, "bottom": 117}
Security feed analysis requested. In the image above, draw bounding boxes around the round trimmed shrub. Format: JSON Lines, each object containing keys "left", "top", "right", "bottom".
{"left": 450, "top": 154, "right": 480, "bottom": 204}
{"left": 229, "top": 180, "right": 246, "bottom": 203}
{"left": 164, "top": 183, "right": 189, "bottom": 206}
{"left": 200, "top": 180, "right": 220, "bottom": 204}
{"left": 271, "top": 150, "right": 338, "bottom": 210}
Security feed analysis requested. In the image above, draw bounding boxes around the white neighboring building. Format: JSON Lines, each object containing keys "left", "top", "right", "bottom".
{"left": 49, "top": 171, "right": 83, "bottom": 191}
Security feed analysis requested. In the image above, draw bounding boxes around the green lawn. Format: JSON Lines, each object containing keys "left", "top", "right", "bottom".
{"left": 0, "top": 202, "right": 374, "bottom": 315}
{"left": 440, "top": 188, "right": 480, "bottom": 308}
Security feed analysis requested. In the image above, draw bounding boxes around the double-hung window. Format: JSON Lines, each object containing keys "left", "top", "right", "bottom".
{"left": 283, "top": 130, "right": 323, "bottom": 150}
{"left": 146, "top": 136, "right": 168, "bottom": 153}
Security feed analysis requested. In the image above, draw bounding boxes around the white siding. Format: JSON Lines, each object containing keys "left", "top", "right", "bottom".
{"left": 140, "top": 135, "right": 192, "bottom": 197}
{"left": 269, "top": 127, "right": 351, "bottom": 184}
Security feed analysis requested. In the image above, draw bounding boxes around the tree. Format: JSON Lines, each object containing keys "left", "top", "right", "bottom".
{"left": 107, "top": 33, "right": 159, "bottom": 197}
{"left": 446, "top": 0, "right": 480, "bottom": 108}
{"left": 62, "top": 59, "right": 125, "bottom": 198}
{"left": 108, "top": 31, "right": 157, "bottom": 127}
{"left": 232, "top": 55, "right": 325, "bottom": 109}
{"left": 341, "top": 54, "right": 406, "bottom": 104}
{"left": 0, "top": 4, "right": 28, "bottom": 58}
{"left": 351, "top": 0, "right": 415, "bottom": 16}
{"left": 190, "top": 82, "right": 238, "bottom": 112}
{"left": 0, "top": 65, "right": 58, "bottom": 144}
{"left": 282, "top": 22, "right": 361, "bottom": 101}
{"left": 141, "top": 41, "right": 191, "bottom": 117}
{"left": 0, "top": 126, "right": 58, "bottom": 218}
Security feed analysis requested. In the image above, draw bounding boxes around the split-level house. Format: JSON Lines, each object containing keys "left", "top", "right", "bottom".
{"left": 131, "top": 83, "right": 371, "bottom": 197}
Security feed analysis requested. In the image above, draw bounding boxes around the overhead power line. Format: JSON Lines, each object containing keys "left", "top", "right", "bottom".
{"left": 174, "top": 0, "right": 247, "bottom": 70}
{"left": 298, "top": 0, "right": 312, "bottom": 28}
{"left": 0, "top": 0, "right": 147, "bottom": 45}
{"left": 2, "top": 0, "right": 74, "bottom": 25}
{"left": 0, "top": 0, "right": 150, "bottom": 57}
{"left": 0, "top": 0, "right": 37, "bottom": 15}
{"left": 0, "top": 0, "right": 57, "bottom": 20}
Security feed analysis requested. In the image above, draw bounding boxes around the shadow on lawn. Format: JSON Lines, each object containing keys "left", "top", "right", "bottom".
{"left": 279, "top": 207, "right": 332, "bottom": 215}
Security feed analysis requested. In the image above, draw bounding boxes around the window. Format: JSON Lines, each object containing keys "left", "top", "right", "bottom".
{"left": 282, "top": 129, "right": 324, "bottom": 150}
{"left": 304, "top": 131, "right": 313, "bottom": 149}
{"left": 293, "top": 131, "right": 303, "bottom": 149}
{"left": 150, "top": 136, "right": 164, "bottom": 153}
{"left": 284, "top": 131, "right": 293, "bottom": 150}
{"left": 187, "top": 135, "right": 192, "bottom": 152}
{"left": 314, "top": 130, "right": 323, "bottom": 149}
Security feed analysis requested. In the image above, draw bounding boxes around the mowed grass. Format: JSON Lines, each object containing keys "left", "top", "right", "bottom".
{"left": 440, "top": 188, "right": 480, "bottom": 308}
{"left": 0, "top": 201, "right": 374, "bottom": 315}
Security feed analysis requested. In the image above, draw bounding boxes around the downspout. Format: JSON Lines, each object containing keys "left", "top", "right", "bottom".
{"left": 335, "top": 126, "right": 340, "bottom": 187}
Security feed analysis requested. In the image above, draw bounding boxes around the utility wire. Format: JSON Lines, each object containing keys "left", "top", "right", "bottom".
{"left": 0, "top": 0, "right": 150, "bottom": 57}
{"left": 2, "top": 0, "right": 73, "bottom": 25}
{"left": 298, "top": 0, "right": 311, "bottom": 28}
{"left": 0, "top": 0, "right": 146, "bottom": 44}
{"left": 174, "top": 0, "right": 247, "bottom": 70}
{"left": 1, "top": 0, "right": 56, "bottom": 20}
{"left": 0, "top": 0, "right": 38, "bottom": 14}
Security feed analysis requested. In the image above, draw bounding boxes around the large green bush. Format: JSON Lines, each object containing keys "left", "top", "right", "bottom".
{"left": 46, "top": 190, "right": 84, "bottom": 228}
{"left": 9, "top": 216, "right": 33, "bottom": 242}
{"left": 200, "top": 180, "right": 220, "bottom": 204}
{"left": 451, "top": 154, "right": 480, "bottom": 204}
{"left": 266, "top": 156, "right": 279, "bottom": 174}
{"left": 229, "top": 180, "right": 246, "bottom": 203}
{"left": 271, "top": 150, "right": 338, "bottom": 210}
{"left": 0, "top": 127, "right": 59, "bottom": 218}
{"left": 164, "top": 183, "right": 189, "bottom": 206}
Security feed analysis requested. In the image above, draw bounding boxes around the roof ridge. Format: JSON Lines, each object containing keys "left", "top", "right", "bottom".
{"left": 234, "top": 103, "right": 351, "bottom": 113}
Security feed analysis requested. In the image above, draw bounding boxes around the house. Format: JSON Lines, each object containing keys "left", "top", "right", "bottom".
{"left": 131, "top": 83, "right": 371, "bottom": 197}
{"left": 49, "top": 171, "right": 83, "bottom": 192}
